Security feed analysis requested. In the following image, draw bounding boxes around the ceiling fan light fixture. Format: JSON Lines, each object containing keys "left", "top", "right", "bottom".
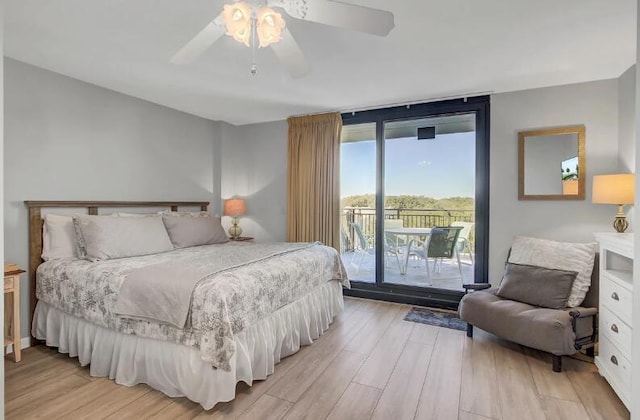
{"left": 257, "top": 6, "right": 285, "bottom": 48}
{"left": 222, "top": 2, "right": 253, "bottom": 47}
{"left": 172, "top": 0, "right": 394, "bottom": 78}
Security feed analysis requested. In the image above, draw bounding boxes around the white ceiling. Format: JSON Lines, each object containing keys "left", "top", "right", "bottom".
{"left": 5, "top": 0, "right": 637, "bottom": 125}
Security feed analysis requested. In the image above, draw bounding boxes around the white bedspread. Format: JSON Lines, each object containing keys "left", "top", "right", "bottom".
{"left": 36, "top": 241, "right": 349, "bottom": 370}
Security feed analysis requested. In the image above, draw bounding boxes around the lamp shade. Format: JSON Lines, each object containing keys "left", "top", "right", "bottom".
{"left": 224, "top": 198, "right": 247, "bottom": 217}
{"left": 592, "top": 174, "right": 635, "bottom": 205}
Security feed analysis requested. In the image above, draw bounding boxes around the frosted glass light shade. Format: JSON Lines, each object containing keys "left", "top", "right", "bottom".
{"left": 257, "top": 6, "right": 285, "bottom": 47}
{"left": 221, "top": 2, "right": 285, "bottom": 48}
{"left": 222, "top": 2, "right": 253, "bottom": 47}
{"left": 592, "top": 174, "right": 635, "bottom": 205}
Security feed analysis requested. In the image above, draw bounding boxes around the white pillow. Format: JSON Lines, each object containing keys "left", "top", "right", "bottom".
{"left": 41, "top": 214, "right": 78, "bottom": 261}
{"left": 73, "top": 215, "right": 174, "bottom": 260}
{"left": 508, "top": 236, "right": 598, "bottom": 307}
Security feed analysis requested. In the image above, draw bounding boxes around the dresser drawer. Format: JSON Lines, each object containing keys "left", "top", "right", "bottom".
{"left": 600, "top": 274, "right": 632, "bottom": 324}
{"left": 599, "top": 336, "right": 632, "bottom": 391}
{"left": 599, "top": 305, "right": 632, "bottom": 358}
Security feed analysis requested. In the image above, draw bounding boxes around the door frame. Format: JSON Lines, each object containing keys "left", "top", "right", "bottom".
{"left": 341, "top": 96, "right": 490, "bottom": 309}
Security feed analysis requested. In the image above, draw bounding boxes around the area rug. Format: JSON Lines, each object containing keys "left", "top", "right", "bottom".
{"left": 403, "top": 307, "right": 467, "bottom": 331}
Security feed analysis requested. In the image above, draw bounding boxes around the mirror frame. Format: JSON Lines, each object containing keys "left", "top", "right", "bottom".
{"left": 518, "top": 125, "right": 586, "bottom": 200}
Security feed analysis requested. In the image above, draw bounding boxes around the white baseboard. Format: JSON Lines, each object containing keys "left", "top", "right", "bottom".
{"left": 5, "top": 337, "right": 31, "bottom": 354}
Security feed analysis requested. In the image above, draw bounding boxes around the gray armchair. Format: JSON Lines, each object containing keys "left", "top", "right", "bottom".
{"left": 458, "top": 257, "right": 598, "bottom": 372}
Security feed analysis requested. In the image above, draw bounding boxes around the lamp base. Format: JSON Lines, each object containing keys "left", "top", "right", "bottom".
{"left": 613, "top": 216, "right": 629, "bottom": 233}
{"left": 228, "top": 217, "right": 243, "bottom": 239}
{"left": 613, "top": 204, "right": 629, "bottom": 233}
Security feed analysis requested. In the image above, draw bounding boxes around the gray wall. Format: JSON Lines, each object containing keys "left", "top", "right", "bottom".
{"left": 4, "top": 59, "right": 220, "bottom": 338}
{"left": 220, "top": 120, "right": 288, "bottom": 242}
{"left": 490, "top": 79, "right": 619, "bottom": 284}
{"left": 619, "top": 65, "right": 636, "bottom": 173}
{"left": 618, "top": 65, "right": 636, "bottom": 231}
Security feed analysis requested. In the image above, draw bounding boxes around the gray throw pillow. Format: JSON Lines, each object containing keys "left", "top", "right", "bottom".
{"left": 508, "top": 236, "right": 597, "bottom": 307}
{"left": 496, "top": 262, "right": 578, "bottom": 309}
{"left": 162, "top": 215, "right": 229, "bottom": 249}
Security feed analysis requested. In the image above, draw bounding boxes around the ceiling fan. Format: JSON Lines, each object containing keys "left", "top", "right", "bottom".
{"left": 171, "top": 0, "right": 395, "bottom": 78}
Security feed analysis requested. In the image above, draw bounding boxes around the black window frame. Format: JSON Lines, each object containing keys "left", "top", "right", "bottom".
{"left": 340, "top": 96, "right": 490, "bottom": 310}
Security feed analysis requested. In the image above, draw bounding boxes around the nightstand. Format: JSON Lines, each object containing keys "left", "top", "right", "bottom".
{"left": 229, "top": 237, "right": 254, "bottom": 242}
{"left": 4, "top": 267, "right": 24, "bottom": 362}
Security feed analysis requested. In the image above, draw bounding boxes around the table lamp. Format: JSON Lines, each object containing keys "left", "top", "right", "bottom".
{"left": 224, "top": 198, "right": 247, "bottom": 239}
{"left": 592, "top": 174, "right": 635, "bottom": 233}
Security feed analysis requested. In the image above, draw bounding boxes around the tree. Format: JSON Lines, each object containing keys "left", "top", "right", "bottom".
{"left": 342, "top": 195, "right": 473, "bottom": 210}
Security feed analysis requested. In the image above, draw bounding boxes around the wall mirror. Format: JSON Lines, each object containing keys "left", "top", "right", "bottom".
{"left": 518, "top": 125, "right": 585, "bottom": 200}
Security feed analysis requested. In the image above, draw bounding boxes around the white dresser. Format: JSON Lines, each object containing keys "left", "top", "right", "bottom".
{"left": 594, "top": 232, "right": 633, "bottom": 410}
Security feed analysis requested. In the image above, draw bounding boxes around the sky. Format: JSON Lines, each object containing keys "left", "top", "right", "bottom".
{"left": 340, "top": 132, "right": 476, "bottom": 199}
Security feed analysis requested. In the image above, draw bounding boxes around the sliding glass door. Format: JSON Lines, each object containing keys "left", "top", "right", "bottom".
{"left": 339, "top": 97, "right": 489, "bottom": 309}
{"left": 382, "top": 116, "right": 476, "bottom": 290}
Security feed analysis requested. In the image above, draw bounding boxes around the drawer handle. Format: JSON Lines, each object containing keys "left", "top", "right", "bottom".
{"left": 611, "top": 324, "right": 619, "bottom": 333}
{"left": 611, "top": 292, "right": 620, "bottom": 301}
{"left": 610, "top": 355, "right": 619, "bottom": 366}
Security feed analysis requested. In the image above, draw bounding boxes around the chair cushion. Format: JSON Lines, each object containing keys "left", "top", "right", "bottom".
{"left": 496, "top": 263, "right": 577, "bottom": 309}
{"left": 459, "top": 290, "right": 595, "bottom": 355}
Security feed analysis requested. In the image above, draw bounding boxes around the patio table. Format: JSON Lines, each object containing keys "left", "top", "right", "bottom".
{"left": 384, "top": 227, "right": 432, "bottom": 274}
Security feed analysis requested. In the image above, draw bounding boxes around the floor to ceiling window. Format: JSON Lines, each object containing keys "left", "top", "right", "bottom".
{"left": 340, "top": 122, "right": 377, "bottom": 284}
{"left": 339, "top": 97, "right": 489, "bottom": 309}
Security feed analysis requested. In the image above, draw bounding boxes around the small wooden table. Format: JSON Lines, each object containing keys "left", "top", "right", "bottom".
{"left": 4, "top": 268, "right": 24, "bottom": 362}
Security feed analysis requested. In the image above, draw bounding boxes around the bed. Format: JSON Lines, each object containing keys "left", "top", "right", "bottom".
{"left": 26, "top": 201, "right": 348, "bottom": 409}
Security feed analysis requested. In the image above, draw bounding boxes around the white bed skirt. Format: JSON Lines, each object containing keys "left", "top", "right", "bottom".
{"left": 32, "top": 280, "right": 344, "bottom": 410}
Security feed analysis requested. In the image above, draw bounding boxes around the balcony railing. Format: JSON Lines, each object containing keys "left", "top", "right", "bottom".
{"left": 342, "top": 207, "right": 474, "bottom": 250}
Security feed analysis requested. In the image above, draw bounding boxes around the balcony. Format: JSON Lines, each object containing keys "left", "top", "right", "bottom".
{"left": 341, "top": 207, "right": 475, "bottom": 291}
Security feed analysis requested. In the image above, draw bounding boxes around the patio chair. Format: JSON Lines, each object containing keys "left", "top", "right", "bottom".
{"left": 383, "top": 218, "right": 406, "bottom": 249}
{"left": 349, "top": 222, "right": 374, "bottom": 273}
{"left": 452, "top": 221, "right": 474, "bottom": 264}
{"left": 410, "top": 226, "right": 464, "bottom": 282}
{"left": 383, "top": 228, "right": 403, "bottom": 272}
{"left": 349, "top": 222, "right": 401, "bottom": 273}
{"left": 340, "top": 228, "right": 348, "bottom": 254}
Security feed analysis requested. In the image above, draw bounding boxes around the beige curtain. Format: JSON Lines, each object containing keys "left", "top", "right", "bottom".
{"left": 287, "top": 112, "right": 342, "bottom": 250}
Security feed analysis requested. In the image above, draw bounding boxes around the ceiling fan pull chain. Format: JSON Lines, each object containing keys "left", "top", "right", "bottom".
{"left": 250, "top": 16, "right": 258, "bottom": 76}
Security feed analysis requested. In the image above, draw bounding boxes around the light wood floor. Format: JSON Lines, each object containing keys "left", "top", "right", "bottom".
{"left": 4, "top": 298, "right": 630, "bottom": 420}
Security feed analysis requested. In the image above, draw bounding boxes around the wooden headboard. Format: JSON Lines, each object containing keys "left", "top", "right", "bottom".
{"left": 24, "top": 200, "right": 210, "bottom": 339}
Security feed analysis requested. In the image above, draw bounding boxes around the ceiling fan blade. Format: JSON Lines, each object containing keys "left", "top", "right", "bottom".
{"left": 281, "top": 0, "right": 394, "bottom": 37}
{"left": 171, "top": 15, "right": 225, "bottom": 65}
{"left": 270, "top": 29, "right": 310, "bottom": 78}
